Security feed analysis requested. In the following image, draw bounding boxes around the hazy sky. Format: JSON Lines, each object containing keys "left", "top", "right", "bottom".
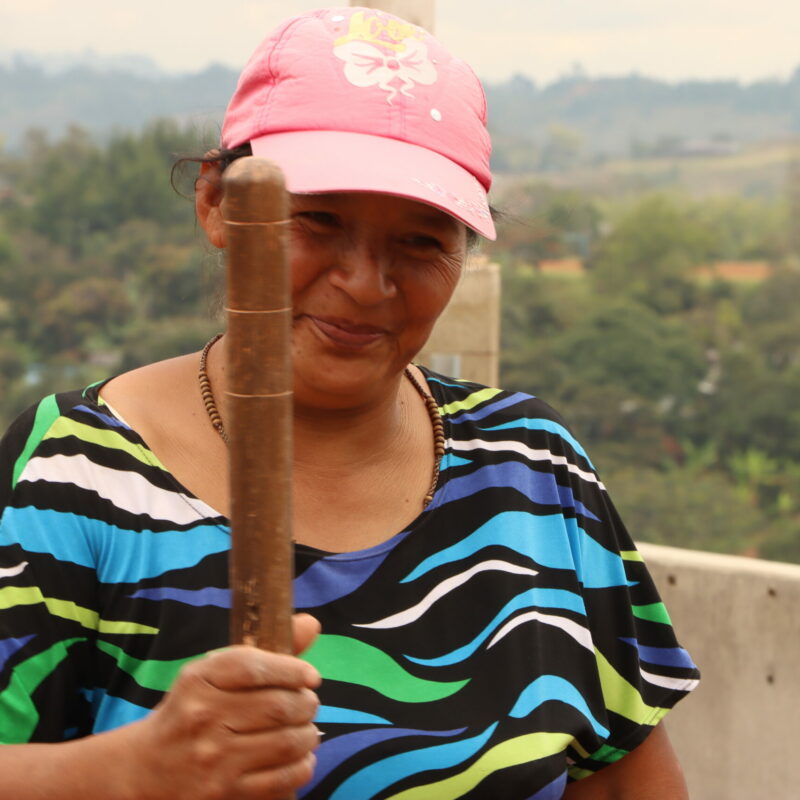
{"left": 2, "top": 0, "right": 798, "bottom": 84}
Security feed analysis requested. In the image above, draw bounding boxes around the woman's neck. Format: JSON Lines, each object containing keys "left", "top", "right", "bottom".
{"left": 211, "top": 335, "right": 419, "bottom": 473}
{"left": 291, "top": 375, "right": 416, "bottom": 474}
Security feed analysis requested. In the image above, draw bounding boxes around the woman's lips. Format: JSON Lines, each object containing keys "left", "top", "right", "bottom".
{"left": 305, "top": 315, "right": 387, "bottom": 347}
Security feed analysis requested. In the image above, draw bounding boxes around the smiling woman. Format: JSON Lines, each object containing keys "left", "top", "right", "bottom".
{"left": 0, "top": 6, "right": 698, "bottom": 800}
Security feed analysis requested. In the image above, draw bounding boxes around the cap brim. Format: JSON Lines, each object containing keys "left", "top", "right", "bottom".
{"left": 250, "top": 130, "right": 496, "bottom": 240}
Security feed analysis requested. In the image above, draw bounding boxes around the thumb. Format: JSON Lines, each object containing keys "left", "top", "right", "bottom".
{"left": 293, "top": 613, "right": 321, "bottom": 656}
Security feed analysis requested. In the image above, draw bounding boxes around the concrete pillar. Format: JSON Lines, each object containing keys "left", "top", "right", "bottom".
{"left": 350, "top": 0, "right": 435, "bottom": 32}
{"left": 417, "top": 256, "right": 501, "bottom": 387}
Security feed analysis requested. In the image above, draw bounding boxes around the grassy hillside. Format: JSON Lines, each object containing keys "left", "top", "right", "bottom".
{"left": 494, "top": 138, "right": 800, "bottom": 200}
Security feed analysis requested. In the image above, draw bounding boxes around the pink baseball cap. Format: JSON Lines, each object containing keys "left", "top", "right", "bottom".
{"left": 221, "top": 6, "right": 495, "bottom": 239}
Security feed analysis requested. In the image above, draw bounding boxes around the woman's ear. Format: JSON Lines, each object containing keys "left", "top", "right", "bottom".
{"left": 196, "top": 160, "right": 226, "bottom": 249}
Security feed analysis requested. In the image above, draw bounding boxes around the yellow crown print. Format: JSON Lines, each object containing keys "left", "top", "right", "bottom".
{"left": 333, "top": 10, "right": 425, "bottom": 54}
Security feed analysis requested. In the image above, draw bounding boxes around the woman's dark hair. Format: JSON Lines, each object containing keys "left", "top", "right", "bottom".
{"left": 171, "top": 143, "right": 253, "bottom": 196}
{"left": 172, "top": 143, "right": 495, "bottom": 249}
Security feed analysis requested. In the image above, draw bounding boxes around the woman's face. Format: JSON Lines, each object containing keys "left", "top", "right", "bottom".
{"left": 288, "top": 192, "right": 467, "bottom": 409}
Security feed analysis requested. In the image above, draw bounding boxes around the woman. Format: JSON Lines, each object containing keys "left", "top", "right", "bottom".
{"left": 0, "top": 7, "right": 698, "bottom": 799}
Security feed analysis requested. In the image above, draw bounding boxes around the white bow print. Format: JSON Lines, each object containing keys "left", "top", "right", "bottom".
{"left": 334, "top": 38, "right": 438, "bottom": 105}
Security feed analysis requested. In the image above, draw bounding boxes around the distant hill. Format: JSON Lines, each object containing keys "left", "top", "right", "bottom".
{"left": 490, "top": 71, "right": 800, "bottom": 168}
{"left": 1, "top": 56, "right": 799, "bottom": 168}
{"left": 0, "top": 50, "right": 165, "bottom": 78}
{"left": 0, "top": 59, "right": 238, "bottom": 151}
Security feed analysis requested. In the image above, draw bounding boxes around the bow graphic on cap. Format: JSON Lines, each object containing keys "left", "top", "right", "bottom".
{"left": 334, "top": 38, "right": 438, "bottom": 105}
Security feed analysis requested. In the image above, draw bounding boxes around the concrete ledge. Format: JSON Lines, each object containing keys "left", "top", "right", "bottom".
{"left": 639, "top": 541, "right": 800, "bottom": 580}
{"left": 638, "top": 542, "right": 800, "bottom": 799}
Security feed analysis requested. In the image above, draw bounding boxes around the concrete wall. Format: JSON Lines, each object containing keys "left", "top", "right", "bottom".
{"left": 639, "top": 543, "right": 800, "bottom": 799}
{"left": 417, "top": 257, "right": 501, "bottom": 386}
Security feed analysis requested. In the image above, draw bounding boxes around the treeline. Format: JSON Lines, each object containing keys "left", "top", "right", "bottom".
{"left": 0, "top": 121, "right": 222, "bottom": 419}
{"left": 1, "top": 122, "right": 799, "bottom": 562}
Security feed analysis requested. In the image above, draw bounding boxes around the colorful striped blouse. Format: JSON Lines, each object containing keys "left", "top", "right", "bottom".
{"left": 0, "top": 368, "right": 699, "bottom": 798}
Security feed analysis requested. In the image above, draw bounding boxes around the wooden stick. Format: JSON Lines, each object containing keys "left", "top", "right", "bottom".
{"left": 222, "top": 157, "right": 293, "bottom": 656}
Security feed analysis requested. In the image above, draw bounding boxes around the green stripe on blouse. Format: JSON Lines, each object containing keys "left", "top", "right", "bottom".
{"left": 0, "top": 586, "right": 158, "bottom": 635}
{"left": 594, "top": 648, "right": 667, "bottom": 724}
{"left": 11, "top": 395, "right": 60, "bottom": 489}
{"left": 632, "top": 601, "right": 672, "bottom": 625}
{"left": 386, "top": 731, "right": 574, "bottom": 800}
{"left": 0, "top": 637, "right": 86, "bottom": 742}
{"left": 43, "top": 417, "right": 167, "bottom": 471}
{"left": 438, "top": 388, "right": 503, "bottom": 417}
{"left": 96, "top": 640, "right": 196, "bottom": 692}
{"left": 303, "top": 634, "right": 469, "bottom": 702}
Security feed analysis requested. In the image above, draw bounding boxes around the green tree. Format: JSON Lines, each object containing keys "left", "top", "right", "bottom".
{"left": 603, "top": 464, "right": 796, "bottom": 557}
{"left": 539, "top": 124, "right": 584, "bottom": 172}
{"left": 37, "top": 277, "right": 133, "bottom": 352}
{"left": 590, "top": 194, "right": 713, "bottom": 313}
{"left": 488, "top": 183, "right": 601, "bottom": 264}
{"left": 693, "top": 195, "right": 787, "bottom": 261}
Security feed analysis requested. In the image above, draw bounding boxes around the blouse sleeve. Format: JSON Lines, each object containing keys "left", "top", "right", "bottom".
{"left": 530, "top": 401, "right": 700, "bottom": 782}
{"left": 0, "top": 394, "right": 98, "bottom": 743}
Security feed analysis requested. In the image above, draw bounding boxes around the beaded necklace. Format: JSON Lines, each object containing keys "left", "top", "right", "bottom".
{"left": 198, "top": 334, "right": 444, "bottom": 508}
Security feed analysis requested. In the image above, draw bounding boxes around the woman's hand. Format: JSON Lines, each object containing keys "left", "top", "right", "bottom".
{"left": 125, "top": 613, "right": 322, "bottom": 800}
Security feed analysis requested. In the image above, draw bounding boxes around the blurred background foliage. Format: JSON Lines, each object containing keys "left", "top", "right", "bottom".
{"left": 493, "top": 170, "right": 800, "bottom": 564}
{"left": 0, "top": 119, "right": 799, "bottom": 563}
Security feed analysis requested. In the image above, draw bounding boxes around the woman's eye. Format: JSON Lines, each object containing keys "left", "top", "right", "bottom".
{"left": 294, "top": 211, "right": 339, "bottom": 230}
{"left": 402, "top": 235, "right": 444, "bottom": 252}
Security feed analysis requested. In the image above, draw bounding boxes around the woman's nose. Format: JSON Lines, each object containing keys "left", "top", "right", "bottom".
{"left": 328, "top": 242, "right": 397, "bottom": 305}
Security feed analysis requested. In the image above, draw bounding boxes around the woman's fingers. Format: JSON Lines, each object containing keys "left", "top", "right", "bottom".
{"left": 190, "top": 645, "right": 320, "bottom": 692}
{"left": 292, "top": 613, "right": 321, "bottom": 656}
{"left": 166, "top": 653, "right": 320, "bottom": 739}
{"left": 219, "top": 686, "right": 319, "bottom": 733}
{"left": 166, "top": 722, "right": 319, "bottom": 794}
{"left": 184, "top": 612, "right": 321, "bottom": 694}
{"left": 236, "top": 751, "right": 318, "bottom": 800}
{"left": 230, "top": 723, "right": 321, "bottom": 773}
{"left": 129, "top": 640, "right": 324, "bottom": 799}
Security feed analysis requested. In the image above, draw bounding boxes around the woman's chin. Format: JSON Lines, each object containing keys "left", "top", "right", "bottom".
{"left": 292, "top": 361, "right": 404, "bottom": 411}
